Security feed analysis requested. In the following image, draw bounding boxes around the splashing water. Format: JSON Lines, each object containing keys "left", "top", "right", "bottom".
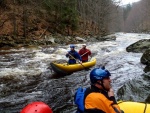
{"left": 0, "top": 32, "right": 150, "bottom": 112}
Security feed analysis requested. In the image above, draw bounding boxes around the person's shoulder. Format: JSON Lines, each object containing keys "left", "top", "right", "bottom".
{"left": 74, "top": 50, "right": 79, "bottom": 52}
{"left": 74, "top": 50, "right": 79, "bottom": 54}
{"left": 87, "top": 49, "right": 91, "bottom": 51}
{"left": 85, "top": 92, "right": 105, "bottom": 103}
{"left": 79, "top": 48, "right": 83, "bottom": 51}
{"left": 86, "top": 92, "right": 105, "bottom": 99}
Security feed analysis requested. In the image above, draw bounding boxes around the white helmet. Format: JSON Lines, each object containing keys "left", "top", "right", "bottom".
{"left": 82, "top": 44, "right": 86, "bottom": 46}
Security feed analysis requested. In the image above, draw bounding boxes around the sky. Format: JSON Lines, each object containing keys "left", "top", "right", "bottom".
{"left": 120, "top": 0, "right": 141, "bottom": 5}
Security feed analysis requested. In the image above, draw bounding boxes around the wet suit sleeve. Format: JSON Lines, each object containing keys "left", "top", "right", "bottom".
{"left": 109, "top": 96, "right": 121, "bottom": 113}
{"left": 66, "top": 51, "right": 70, "bottom": 57}
{"left": 78, "top": 49, "right": 82, "bottom": 55}
{"left": 109, "top": 96, "right": 117, "bottom": 104}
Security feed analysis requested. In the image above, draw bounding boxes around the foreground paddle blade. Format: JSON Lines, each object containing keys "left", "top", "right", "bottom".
{"left": 20, "top": 101, "right": 53, "bottom": 113}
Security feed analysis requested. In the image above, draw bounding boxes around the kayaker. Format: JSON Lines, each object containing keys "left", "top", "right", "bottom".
{"left": 66, "top": 44, "right": 82, "bottom": 64}
{"left": 78, "top": 44, "right": 91, "bottom": 62}
{"left": 20, "top": 101, "right": 53, "bottom": 113}
{"left": 74, "top": 67, "right": 124, "bottom": 113}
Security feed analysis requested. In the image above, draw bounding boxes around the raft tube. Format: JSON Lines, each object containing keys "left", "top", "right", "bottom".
{"left": 118, "top": 101, "right": 150, "bottom": 113}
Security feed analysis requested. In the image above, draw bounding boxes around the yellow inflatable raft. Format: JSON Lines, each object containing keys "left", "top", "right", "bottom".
{"left": 50, "top": 58, "right": 96, "bottom": 75}
{"left": 118, "top": 101, "right": 150, "bottom": 113}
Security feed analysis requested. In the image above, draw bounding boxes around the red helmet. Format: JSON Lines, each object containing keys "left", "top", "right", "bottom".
{"left": 20, "top": 101, "right": 53, "bottom": 113}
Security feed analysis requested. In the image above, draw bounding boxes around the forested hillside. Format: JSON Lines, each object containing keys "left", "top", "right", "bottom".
{"left": 0, "top": 0, "right": 150, "bottom": 47}
{"left": 0, "top": 0, "right": 120, "bottom": 39}
{"left": 122, "top": 0, "right": 150, "bottom": 33}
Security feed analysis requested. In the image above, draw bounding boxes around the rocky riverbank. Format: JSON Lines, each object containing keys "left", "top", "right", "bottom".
{"left": 126, "top": 39, "right": 150, "bottom": 72}
{"left": 0, "top": 34, "right": 116, "bottom": 49}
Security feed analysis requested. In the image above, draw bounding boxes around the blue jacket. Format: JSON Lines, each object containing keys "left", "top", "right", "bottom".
{"left": 66, "top": 50, "right": 82, "bottom": 64}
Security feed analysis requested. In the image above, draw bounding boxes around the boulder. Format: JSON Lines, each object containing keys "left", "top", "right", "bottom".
{"left": 141, "top": 49, "right": 150, "bottom": 65}
{"left": 126, "top": 39, "right": 150, "bottom": 53}
{"left": 141, "top": 49, "right": 150, "bottom": 72}
{"left": 75, "top": 36, "right": 87, "bottom": 42}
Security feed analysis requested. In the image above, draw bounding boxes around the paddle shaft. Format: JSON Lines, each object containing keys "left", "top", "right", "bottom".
{"left": 81, "top": 51, "right": 92, "bottom": 61}
{"left": 68, "top": 53, "right": 87, "bottom": 70}
{"left": 81, "top": 51, "right": 89, "bottom": 57}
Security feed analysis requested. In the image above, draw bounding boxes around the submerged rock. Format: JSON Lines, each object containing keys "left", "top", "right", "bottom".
{"left": 141, "top": 49, "right": 150, "bottom": 72}
{"left": 117, "top": 72, "right": 150, "bottom": 102}
{"left": 141, "top": 49, "right": 150, "bottom": 65}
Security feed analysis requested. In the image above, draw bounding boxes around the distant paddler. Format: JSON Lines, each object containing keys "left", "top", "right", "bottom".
{"left": 66, "top": 44, "right": 82, "bottom": 64}
{"left": 79, "top": 44, "right": 92, "bottom": 62}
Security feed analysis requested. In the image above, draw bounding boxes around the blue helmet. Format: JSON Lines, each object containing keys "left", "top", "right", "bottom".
{"left": 70, "top": 44, "right": 75, "bottom": 48}
{"left": 90, "top": 68, "right": 111, "bottom": 84}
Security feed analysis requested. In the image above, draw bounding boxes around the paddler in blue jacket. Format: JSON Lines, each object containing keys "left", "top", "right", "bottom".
{"left": 66, "top": 44, "right": 82, "bottom": 64}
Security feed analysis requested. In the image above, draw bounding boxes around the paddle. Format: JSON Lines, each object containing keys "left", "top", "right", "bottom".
{"left": 81, "top": 51, "right": 89, "bottom": 57}
{"left": 81, "top": 51, "right": 92, "bottom": 61}
{"left": 68, "top": 53, "right": 89, "bottom": 71}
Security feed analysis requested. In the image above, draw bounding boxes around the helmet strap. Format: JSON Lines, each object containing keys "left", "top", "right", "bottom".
{"left": 97, "top": 81, "right": 102, "bottom": 85}
{"left": 97, "top": 80, "right": 106, "bottom": 90}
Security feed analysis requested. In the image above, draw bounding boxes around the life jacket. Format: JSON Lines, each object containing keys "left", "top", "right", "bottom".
{"left": 74, "top": 87, "right": 87, "bottom": 113}
{"left": 68, "top": 51, "right": 76, "bottom": 59}
{"left": 79, "top": 49, "right": 91, "bottom": 61}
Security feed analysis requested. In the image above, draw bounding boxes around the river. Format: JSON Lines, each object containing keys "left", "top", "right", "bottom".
{"left": 0, "top": 32, "right": 150, "bottom": 113}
